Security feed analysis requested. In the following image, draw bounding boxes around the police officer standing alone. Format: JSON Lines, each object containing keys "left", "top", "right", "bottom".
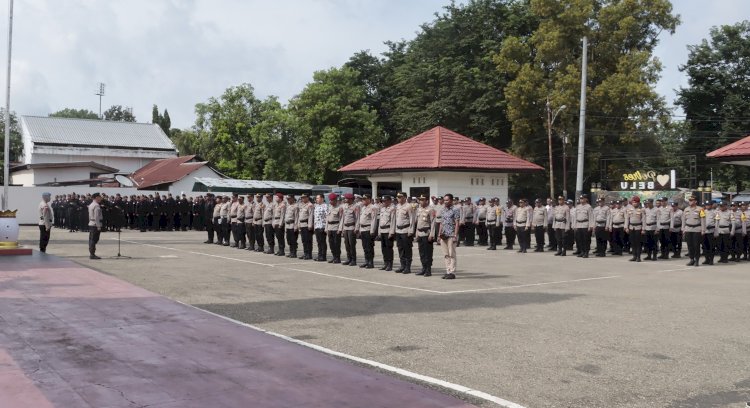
{"left": 38, "top": 192, "right": 53, "bottom": 253}
{"left": 88, "top": 193, "right": 103, "bottom": 260}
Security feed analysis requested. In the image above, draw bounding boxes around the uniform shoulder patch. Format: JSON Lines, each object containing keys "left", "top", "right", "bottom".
{"left": 699, "top": 210, "right": 705, "bottom": 218}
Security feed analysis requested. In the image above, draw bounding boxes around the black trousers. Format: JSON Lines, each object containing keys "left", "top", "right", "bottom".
{"left": 315, "top": 228, "right": 327, "bottom": 259}
{"left": 702, "top": 233, "right": 716, "bottom": 262}
{"left": 245, "top": 223, "right": 255, "bottom": 249}
{"left": 658, "top": 229, "right": 671, "bottom": 256}
{"left": 516, "top": 227, "right": 528, "bottom": 252}
{"left": 275, "top": 226, "right": 286, "bottom": 252}
{"left": 488, "top": 225, "right": 500, "bottom": 248}
{"left": 417, "top": 235, "right": 433, "bottom": 268}
{"left": 554, "top": 228, "right": 566, "bottom": 253}
{"left": 231, "top": 222, "right": 240, "bottom": 244}
{"left": 504, "top": 226, "right": 516, "bottom": 248}
{"left": 644, "top": 230, "right": 657, "bottom": 255}
{"left": 396, "top": 233, "right": 412, "bottom": 267}
{"left": 180, "top": 213, "right": 189, "bottom": 230}
{"left": 685, "top": 231, "right": 701, "bottom": 261}
{"left": 464, "top": 223, "right": 475, "bottom": 245}
{"left": 360, "top": 231, "right": 374, "bottom": 262}
{"left": 138, "top": 214, "right": 147, "bottom": 231}
{"left": 254, "top": 223, "right": 265, "bottom": 250}
{"left": 565, "top": 229, "right": 575, "bottom": 250}
{"left": 575, "top": 228, "right": 591, "bottom": 254}
{"left": 730, "top": 234, "right": 740, "bottom": 258}
{"left": 476, "top": 223, "right": 487, "bottom": 245}
{"left": 670, "top": 231, "right": 682, "bottom": 256}
{"left": 264, "top": 224, "right": 275, "bottom": 249}
{"left": 237, "top": 223, "right": 246, "bottom": 246}
{"left": 629, "top": 229, "right": 643, "bottom": 259}
{"left": 343, "top": 230, "right": 357, "bottom": 261}
{"left": 206, "top": 219, "right": 215, "bottom": 242}
{"left": 380, "top": 233, "right": 394, "bottom": 263}
{"left": 328, "top": 230, "right": 341, "bottom": 260}
{"left": 300, "top": 228, "right": 313, "bottom": 256}
{"left": 88, "top": 227, "right": 101, "bottom": 255}
{"left": 547, "top": 223, "right": 556, "bottom": 249}
{"left": 594, "top": 226, "right": 608, "bottom": 255}
{"left": 38, "top": 225, "right": 50, "bottom": 252}
{"left": 717, "top": 233, "right": 731, "bottom": 261}
{"left": 286, "top": 228, "right": 298, "bottom": 253}
{"left": 611, "top": 228, "right": 624, "bottom": 255}
{"left": 534, "top": 226, "right": 545, "bottom": 249}
{"left": 220, "top": 219, "right": 230, "bottom": 244}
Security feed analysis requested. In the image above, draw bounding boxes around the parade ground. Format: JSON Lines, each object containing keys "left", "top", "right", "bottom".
{"left": 6, "top": 227, "right": 750, "bottom": 408}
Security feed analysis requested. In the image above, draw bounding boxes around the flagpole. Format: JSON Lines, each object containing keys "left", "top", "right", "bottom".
{"left": 2, "top": 0, "right": 13, "bottom": 210}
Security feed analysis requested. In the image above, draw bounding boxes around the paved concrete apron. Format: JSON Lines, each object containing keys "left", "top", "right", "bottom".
{"left": 0, "top": 253, "right": 475, "bottom": 408}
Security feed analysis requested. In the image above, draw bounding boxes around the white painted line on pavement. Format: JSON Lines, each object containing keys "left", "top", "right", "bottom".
{"left": 440, "top": 275, "right": 621, "bottom": 294}
{"left": 116, "top": 239, "right": 277, "bottom": 267}
{"left": 282, "top": 267, "right": 444, "bottom": 294}
{"left": 179, "top": 301, "right": 527, "bottom": 408}
{"left": 117, "top": 239, "right": 443, "bottom": 294}
{"left": 653, "top": 267, "right": 693, "bottom": 273}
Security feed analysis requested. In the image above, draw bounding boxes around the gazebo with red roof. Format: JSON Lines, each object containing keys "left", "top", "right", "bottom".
{"left": 707, "top": 134, "right": 750, "bottom": 167}
{"left": 339, "top": 126, "right": 542, "bottom": 199}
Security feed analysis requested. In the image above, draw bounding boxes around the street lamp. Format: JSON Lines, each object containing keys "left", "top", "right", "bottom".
{"left": 546, "top": 98, "right": 567, "bottom": 198}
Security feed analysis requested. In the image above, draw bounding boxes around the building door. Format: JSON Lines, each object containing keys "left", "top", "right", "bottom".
{"left": 409, "top": 187, "right": 429, "bottom": 199}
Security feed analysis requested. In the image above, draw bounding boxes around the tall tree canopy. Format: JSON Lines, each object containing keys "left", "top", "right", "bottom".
{"left": 290, "top": 67, "right": 385, "bottom": 184}
{"left": 152, "top": 105, "right": 172, "bottom": 135}
{"left": 103, "top": 105, "right": 136, "bottom": 122}
{"left": 193, "top": 84, "right": 265, "bottom": 179}
{"left": 0, "top": 109, "right": 23, "bottom": 184}
{"left": 495, "top": 0, "right": 679, "bottom": 194}
{"left": 676, "top": 21, "right": 750, "bottom": 193}
{"left": 49, "top": 108, "right": 99, "bottom": 120}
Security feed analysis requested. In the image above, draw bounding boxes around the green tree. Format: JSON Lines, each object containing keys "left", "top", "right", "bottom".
{"left": 0, "top": 109, "right": 23, "bottom": 184}
{"left": 676, "top": 21, "right": 750, "bottom": 193}
{"left": 49, "top": 108, "right": 99, "bottom": 120}
{"left": 495, "top": 0, "right": 679, "bottom": 195}
{"left": 169, "top": 128, "right": 200, "bottom": 157}
{"left": 162, "top": 110, "right": 171, "bottom": 133}
{"left": 103, "top": 105, "right": 136, "bottom": 122}
{"left": 251, "top": 97, "right": 303, "bottom": 181}
{"left": 152, "top": 104, "right": 161, "bottom": 124}
{"left": 290, "top": 67, "right": 385, "bottom": 184}
{"left": 151, "top": 105, "right": 171, "bottom": 135}
{"left": 193, "top": 83, "right": 264, "bottom": 178}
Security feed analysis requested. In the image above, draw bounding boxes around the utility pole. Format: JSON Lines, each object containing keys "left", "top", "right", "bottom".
{"left": 2, "top": 0, "right": 14, "bottom": 211}
{"left": 574, "top": 36, "right": 588, "bottom": 200}
{"left": 95, "top": 82, "right": 105, "bottom": 119}
{"left": 546, "top": 98, "right": 566, "bottom": 199}
{"left": 562, "top": 132, "right": 569, "bottom": 199}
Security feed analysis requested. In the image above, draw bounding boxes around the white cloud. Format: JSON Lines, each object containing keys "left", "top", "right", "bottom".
{"left": 0, "top": 0, "right": 746, "bottom": 128}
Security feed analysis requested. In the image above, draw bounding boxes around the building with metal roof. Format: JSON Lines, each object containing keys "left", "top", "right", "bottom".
{"left": 193, "top": 177, "right": 315, "bottom": 195}
{"left": 20, "top": 116, "right": 178, "bottom": 174}
{"left": 339, "top": 126, "right": 543, "bottom": 200}
{"left": 129, "top": 155, "right": 224, "bottom": 193}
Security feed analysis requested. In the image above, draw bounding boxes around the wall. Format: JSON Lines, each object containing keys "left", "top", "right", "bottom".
{"left": 10, "top": 169, "right": 34, "bottom": 186}
{"left": 30, "top": 153, "right": 159, "bottom": 174}
{"left": 169, "top": 167, "right": 224, "bottom": 195}
{"left": 401, "top": 171, "right": 508, "bottom": 201}
{"left": 3, "top": 186, "right": 161, "bottom": 225}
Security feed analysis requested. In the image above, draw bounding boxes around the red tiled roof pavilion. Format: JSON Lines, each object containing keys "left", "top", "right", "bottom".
{"left": 707, "top": 134, "right": 750, "bottom": 161}
{"left": 339, "top": 126, "right": 542, "bottom": 174}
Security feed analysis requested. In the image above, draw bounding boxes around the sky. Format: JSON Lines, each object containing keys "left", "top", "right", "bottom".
{"left": 2, "top": 0, "right": 749, "bottom": 129}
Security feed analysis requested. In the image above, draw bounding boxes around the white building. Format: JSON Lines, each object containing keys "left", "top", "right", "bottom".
{"left": 339, "top": 126, "right": 543, "bottom": 201}
{"left": 20, "top": 116, "right": 177, "bottom": 174}
{"left": 10, "top": 161, "right": 119, "bottom": 186}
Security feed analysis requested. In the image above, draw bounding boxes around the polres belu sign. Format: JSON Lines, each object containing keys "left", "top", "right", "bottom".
{"left": 618, "top": 170, "right": 676, "bottom": 190}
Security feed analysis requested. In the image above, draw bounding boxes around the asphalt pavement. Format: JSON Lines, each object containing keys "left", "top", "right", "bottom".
{"left": 17, "top": 226, "right": 750, "bottom": 408}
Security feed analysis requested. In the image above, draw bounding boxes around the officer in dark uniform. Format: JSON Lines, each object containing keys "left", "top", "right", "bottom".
{"left": 203, "top": 193, "right": 215, "bottom": 243}
{"left": 178, "top": 194, "right": 190, "bottom": 231}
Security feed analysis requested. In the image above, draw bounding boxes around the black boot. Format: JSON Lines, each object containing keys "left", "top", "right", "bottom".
{"left": 349, "top": 258, "right": 358, "bottom": 267}
{"left": 416, "top": 266, "right": 426, "bottom": 276}
{"left": 402, "top": 260, "right": 412, "bottom": 274}
{"left": 384, "top": 262, "right": 392, "bottom": 271}
{"left": 424, "top": 266, "right": 432, "bottom": 277}
{"left": 395, "top": 260, "right": 405, "bottom": 273}
{"left": 378, "top": 262, "right": 387, "bottom": 270}
{"left": 365, "top": 259, "right": 374, "bottom": 269}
